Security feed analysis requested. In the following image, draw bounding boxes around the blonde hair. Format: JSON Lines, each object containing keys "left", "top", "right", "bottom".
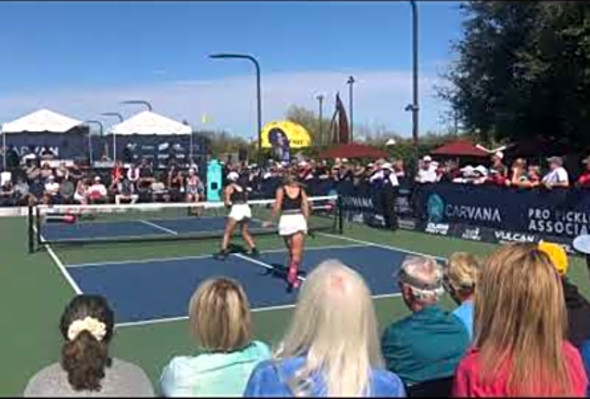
{"left": 189, "top": 277, "right": 252, "bottom": 352}
{"left": 274, "top": 260, "right": 383, "bottom": 397}
{"left": 474, "top": 243, "right": 571, "bottom": 396}
{"left": 446, "top": 252, "right": 480, "bottom": 296}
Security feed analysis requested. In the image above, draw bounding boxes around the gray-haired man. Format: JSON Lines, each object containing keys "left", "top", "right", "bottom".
{"left": 381, "top": 256, "right": 469, "bottom": 387}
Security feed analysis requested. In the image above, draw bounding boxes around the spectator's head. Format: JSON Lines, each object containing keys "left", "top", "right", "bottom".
{"left": 398, "top": 256, "right": 444, "bottom": 311}
{"left": 547, "top": 156, "right": 563, "bottom": 171}
{"left": 189, "top": 277, "right": 252, "bottom": 352}
{"left": 582, "top": 156, "right": 590, "bottom": 171}
{"left": 528, "top": 164, "right": 541, "bottom": 176}
{"left": 474, "top": 243, "right": 571, "bottom": 396}
{"left": 512, "top": 158, "right": 526, "bottom": 170}
{"left": 275, "top": 260, "right": 384, "bottom": 396}
{"left": 491, "top": 151, "right": 504, "bottom": 164}
{"left": 227, "top": 171, "right": 239, "bottom": 183}
{"left": 93, "top": 176, "right": 102, "bottom": 185}
{"left": 444, "top": 252, "right": 481, "bottom": 305}
{"left": 422, "top": 155, "right": 432, "bottom": 169}
{"left": 59, "top": 295, "right": 115, "bottom": 392}
{"left": 538, "top": 241, "right": 569, "bottom": 276}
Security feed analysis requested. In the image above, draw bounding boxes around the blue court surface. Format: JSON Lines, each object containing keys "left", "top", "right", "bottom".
{"left": 65, "top": 243, "right": 417, "bottom": 326}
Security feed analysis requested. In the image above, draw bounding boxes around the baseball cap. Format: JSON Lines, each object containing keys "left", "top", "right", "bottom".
{"left": 227, "top": 171, "right": 239, "bottom": 181}
{"left": 423, "top": 155, "right": 432, "bottom": 162}
{"left": 94, "top": 176, "right": 101, "bottom": 181}
{"left": 474, "top": 165, "right": 488, "bottom": 176}
{"left": 538, "top": 241, "right": 568, "bottom": 275}
{"left": 573, "top": 234, "right": 590, "bottom": 255}
{"left": 381, "top": 162, "right": 394, "bottom": 171}
{"left": 582, "top": 156, "right": 590, "bottom": 164}
{"left": 547, "top": 156, "right": 563, "bottom": 166}
{"left": 494, "top": 151, "right": 504, "bottom": 160}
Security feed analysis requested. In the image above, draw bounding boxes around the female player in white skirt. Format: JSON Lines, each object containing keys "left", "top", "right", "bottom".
{"left": 214, "top": 171, "right": 259, "bottom": 260}
{"left": 264, "top": 173, "right": 310, "bottom": 289}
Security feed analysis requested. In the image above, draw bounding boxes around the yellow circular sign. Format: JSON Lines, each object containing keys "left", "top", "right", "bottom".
{"left": 260, "top": 120, "right": 312, "bottom": 149}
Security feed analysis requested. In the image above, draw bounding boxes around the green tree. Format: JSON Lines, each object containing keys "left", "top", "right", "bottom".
{"left": 285, "top": 105, "right": 333, "bottom": 146}
{"left": 440, "top": 1, "right": 590, "bottom": 149}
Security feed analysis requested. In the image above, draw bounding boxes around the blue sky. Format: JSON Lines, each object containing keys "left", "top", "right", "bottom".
{"left": 0, "top": 1, "right": 464, "bottom": 139}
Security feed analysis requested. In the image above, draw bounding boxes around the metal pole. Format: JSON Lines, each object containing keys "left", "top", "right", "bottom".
{"left": 316, "top": 94, "right": 324, "bottom": 146}
{"left": 2, "top": 132, "right": 6, "bottom": 170}
{"left": 347, "top": 76, "right": 355, "bottom": 143}
{"left": 410, "top": 0, "right": 419, "bottom": 167}
{"left": 100, "top": 112, "right": 124, "bottom": 162}
{"left": 84, "top": 120, "right": 104, "bottom": 166}
{"left": 120, "top": 100, "right": 153, "bottom": 112}
{"left": 209, "top": 53, "right": 262, "bottom": 166}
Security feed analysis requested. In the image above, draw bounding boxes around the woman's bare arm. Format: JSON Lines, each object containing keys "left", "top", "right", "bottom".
{"left": 300, "top": 187, "right": 310, "bottom": 221}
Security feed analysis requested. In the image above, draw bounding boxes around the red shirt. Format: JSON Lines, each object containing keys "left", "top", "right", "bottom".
{"left": 452, "top": 343, "right": 587, "bottom": 397}
{"left": 578, "top": 171, "right": 590, "bottom": 187}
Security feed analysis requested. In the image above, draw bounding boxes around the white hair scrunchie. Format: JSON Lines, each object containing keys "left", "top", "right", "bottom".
{"left": 67, "top": 316, "right": 107, "bottom": 342}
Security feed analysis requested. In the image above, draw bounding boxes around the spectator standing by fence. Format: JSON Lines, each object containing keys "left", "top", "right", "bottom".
{"left": 542, "top": 156, "right": 569, "bottom": 189}
{"left": 489, "top": 151, "right": 507, "bottom": 178}
{"left": 577, "top": 156, "right": 590, "bottom": 187}
{"left": 414, "top": 156, "right": 437, "bottom": 184}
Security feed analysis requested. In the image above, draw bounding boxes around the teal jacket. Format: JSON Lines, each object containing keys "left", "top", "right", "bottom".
{"left": 160, "top": 340, "right": 271, "bottom": 397}
{"left": 381, "top": 305, "right": 469, "bottom": 386}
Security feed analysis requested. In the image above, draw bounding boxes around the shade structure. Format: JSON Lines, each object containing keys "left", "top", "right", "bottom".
{"left": 109, "top": 111, "right": 192, "bottom": 135}
{"left": 317, "top": 143, "right": 389, "bottom": 159}
{"left": 431, "top": 139, "right": 489, "bottom": 157}
{"left": 1, "top": 108, "right": 82, "bottom": 133}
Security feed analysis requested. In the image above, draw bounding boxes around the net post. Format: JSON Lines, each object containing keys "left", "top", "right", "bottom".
{"left": 28, "top": 204, "right": 34, "bottom": 253}
{"left": 35, "top": 205, "right": 41, "bottom": 248}
{"left": 337, "top": 195, "right": 343, "bottom": 234}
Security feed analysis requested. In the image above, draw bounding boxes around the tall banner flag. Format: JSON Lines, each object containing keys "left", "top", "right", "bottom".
{"left": 335, "top": 93, "right": 350, "bottom": 144}
{"left": 329, "top": 93, "right": 350, "bottom": 144}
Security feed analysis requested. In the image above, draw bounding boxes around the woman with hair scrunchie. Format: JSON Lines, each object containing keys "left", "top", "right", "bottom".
{"left": 23, "top": 295, "right": 154, "bottom": 397}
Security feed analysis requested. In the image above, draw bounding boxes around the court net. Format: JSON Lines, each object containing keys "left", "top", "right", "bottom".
{"left": 28, "top": 195, "right": 342, "bottom": 252}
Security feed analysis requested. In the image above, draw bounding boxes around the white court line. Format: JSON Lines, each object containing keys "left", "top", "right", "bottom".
{"left": 139, "top": 220, "right": 178, "bottom": 235}
{"left": 66, "top": 244, "right": 368, "bottom": 268}
{"left": 317, "top": 232, "right": 448, "bottom": 263}
{"left": 233, "top": 253, "right": 308, "bottom": 281}
{"left": 115, "top": 293, "right": 403, "bottom": 328}
{"left": 34, "top": 226, "right": 83, "bottom": 295}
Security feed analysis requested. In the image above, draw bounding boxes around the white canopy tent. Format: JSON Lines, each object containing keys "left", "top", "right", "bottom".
{"left": 109, "top": 111, "right": 191, "bottom": 135}
{"left": 106, "top": 111, "right": 192, "bottom": 162}
{"left": 1, "top": 108, "right": 82, "bottom": 133}
{"left": 1, "top": 108, "right": 84, "bottom": 168}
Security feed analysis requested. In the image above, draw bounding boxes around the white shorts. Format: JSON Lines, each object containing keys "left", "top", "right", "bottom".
{"left": 229, "top": 203, "right": 252, "bottom": 222}
{"left": 278, "top": 213, "right": 308, "bottom": 236}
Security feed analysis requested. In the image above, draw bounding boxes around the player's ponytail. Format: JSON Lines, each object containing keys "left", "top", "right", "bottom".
{"left": 59, "top": 295, "right": 114, "bottom": 392}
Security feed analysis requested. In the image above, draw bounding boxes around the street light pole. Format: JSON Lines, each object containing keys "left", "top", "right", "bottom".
{"left": 209, "top": 53, "right": 262, "bottom": 165}
{"left": 120, "top": 100, "right": 153, "bottom": 112}
{"left": 83, "top": 120, "right": 104, "bottom": 166}
{"left": 410, "top": 0, "right": 419, "bottom": 167}
{"left": 101, "top": 112, "right": 124, "bottom": 162}
{"left": 346, "top": 76, "right": 355, "bottom": 143}
{"left": 316, "top": 94, "right": 324, "bottom": 146}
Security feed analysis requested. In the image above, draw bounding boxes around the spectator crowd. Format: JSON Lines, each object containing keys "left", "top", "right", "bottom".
{"left": 1, "top": 148, "right": 589, "bottom": 208}
{"left": 22, "top": 239, "right": 590, "bottom": 397}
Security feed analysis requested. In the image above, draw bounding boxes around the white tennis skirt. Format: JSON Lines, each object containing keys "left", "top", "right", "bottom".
{"left": 278, "top": 213, "right": 308, "bottom": 236}
{"left": 229, "top": 203, "right": 252, "bottom": 222}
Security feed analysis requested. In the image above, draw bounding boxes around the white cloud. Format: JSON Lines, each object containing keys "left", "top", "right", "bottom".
{"left": 0, "top": 69, "right": 450, "bottom": 137}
